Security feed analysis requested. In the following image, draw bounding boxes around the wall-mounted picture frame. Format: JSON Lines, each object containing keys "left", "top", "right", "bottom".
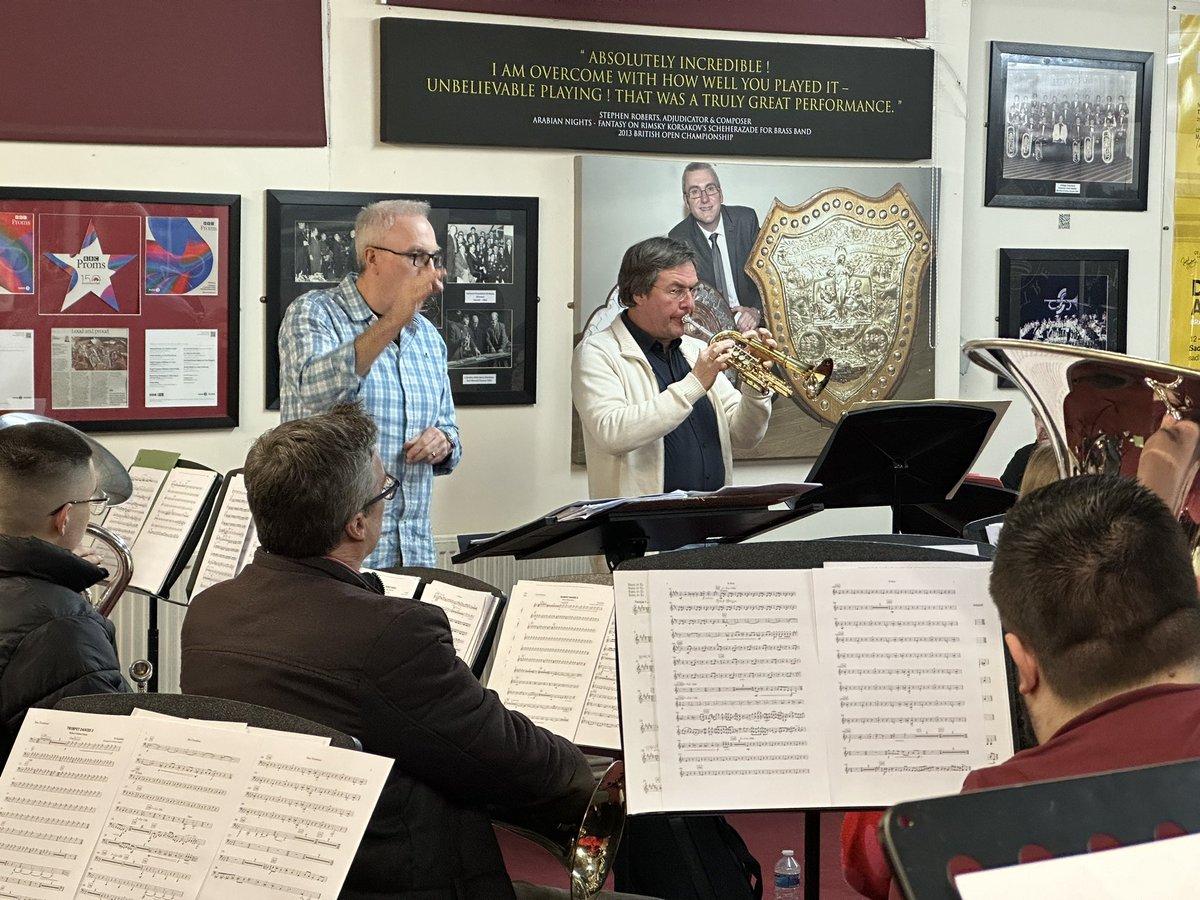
{"left": 985, "top": 42, "right": 1152, "bottom": 210}
{"left": 997, "top": 247, "right": 1128, "bottom": 387}
{"left": 0, "top": 186, "right": 240, "bottom": 431}
{"left": 265, "top": 190, "right": 537, "bottom": 408}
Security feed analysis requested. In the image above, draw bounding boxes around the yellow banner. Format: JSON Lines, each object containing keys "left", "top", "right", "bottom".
{"left": 1171, "top": 15, "right": 1200, "bottom": 365}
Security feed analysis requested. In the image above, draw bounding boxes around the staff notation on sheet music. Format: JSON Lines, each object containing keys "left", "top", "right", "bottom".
{"left": 232, "top": 824, "right": 340, "bottom": 848}
{"left": 669, "top": 602, "right": 796, "bottom": 612}
{"left": 841, "top": 683, "right": 965, "bottom": 693}
{"left": 246, "top": 807, "right": 350, "bottom": 834}
{"left": 124, "top": 790, "right": 220, "bottom": 812}
{"left": 835, "top": 618, "right": 959, "bottom": 629}
{"left": 225, "top": 837, "right": 335, "bottom": 865}
{"left": 672, "top": 655, "right": 801, "bottom": 667}
{"left": 678, "top": 725, "right": 800, "bottom": 739}
{"left": 836, "top": 649, "right": 962, "bottom": 661}
{"left": 845, "top": 764, "right": 972, "bottom": 775}
{"left": 135, "top": 756, "right": 235, "bottom": 780}
{"left": 841, "top": 699, "right": 968, "bottom": 710}
{"left": 17, "top": 764, "right": 106, "bottom": 782}
{"left": 832, "top": 602, "right": 958, "bottom": 612}
{"left": 243, "top": 791, "right": 355, "bottom": 817}
{"left": 830, "top": 587, "right": 955, "bottom": 598}
{"left": 83, "top": 871, "right": 186, "bottom": 898}
{"left": 670, "top": 615, "right": 798, "bottom": 626}
{"left": 835, "top": 634, "right": 959, "bottom": 644}
{"left": 842, "top": 747, "right": 968, "bottom": 758}
{"left": 681, "top": 709, "right": 806, "bottom": 723}
{"left": 840, "top": 714, "right": 968, "bottom": 726}
{"left": 98, "top": 837, "right": 199, "bottom": 862}
{"left": 210, "top": 870, "right": 321, "bottom": 898}
{"left": 0, "top": 838, "right": 76, "bottom": 859}
{"left": 674, "top": 670, "right": 804, "bottom": 682}
{"left": 250, "top": 774, "right": 362, "bottom": 801}
{"left": 257, "top": 759, "right": 371, "bottom": 785}
{"left": 680, "top": 766, "right": 812, "bottom": 778}
{"left": 838, "top": 665, "right": 964, "bottom": 677}
{"left": 133, "top": 774, "right": 226, "bottom": 795}
{"left": 216, "top": 851, "right": 329, "bottom": 882}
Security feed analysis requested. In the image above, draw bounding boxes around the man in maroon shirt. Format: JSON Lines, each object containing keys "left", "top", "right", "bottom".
{"left": 842, "top": 474, "right": 1200, "bottom": 899}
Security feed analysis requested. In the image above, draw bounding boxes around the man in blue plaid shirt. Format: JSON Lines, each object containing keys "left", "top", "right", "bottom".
{"left": 279, "top": 199, "right": 461, "bottom": 567}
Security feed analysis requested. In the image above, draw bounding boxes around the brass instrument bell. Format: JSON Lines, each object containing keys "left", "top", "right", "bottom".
{"left": 684, "top": 316, "right": 833, "bottom": 399}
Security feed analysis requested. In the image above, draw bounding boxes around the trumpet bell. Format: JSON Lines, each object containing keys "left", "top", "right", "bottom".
{"left": 964, "top": 338, "right": 1200, "bottom": 526}
{"left": 689, "top": 319, "right": 834, "bottom": 400}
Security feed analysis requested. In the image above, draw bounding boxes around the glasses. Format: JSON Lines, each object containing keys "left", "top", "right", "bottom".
{"left": 51, "top": 492, "right": 109, "bottom": 517}
{"left": 685, "top": 183, "right": 721, "bottom": 200}
{"left": 369, "top": 246, "right": 444, "bottom": 269}
{"left": 654, "top": 282, "right": 698, "bottom": 301}
{"left": 362, "top": 473, "right": 400, "bottom": 510}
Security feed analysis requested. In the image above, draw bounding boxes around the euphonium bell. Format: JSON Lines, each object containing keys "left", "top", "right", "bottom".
{"left": 683, "top": 316, "right": 834, "bottom": 399}
{"left": 497, "top": 760, "right": 626, "bottom": 900}
{"left": 964, "top": 338, "right": 1200, "bottom": 540}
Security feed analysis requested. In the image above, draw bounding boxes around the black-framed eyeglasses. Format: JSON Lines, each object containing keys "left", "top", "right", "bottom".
{"left": 685, "top": 183, "right": 721, "bottom": 200}
{"left": 51, "top": 492, "right": 109, "bottom": 517}
{"left": 369, "top": 246, "right": 444, "bottom": 269}
{"left": 362, "top": 473, "right": 400, "bottom": 510}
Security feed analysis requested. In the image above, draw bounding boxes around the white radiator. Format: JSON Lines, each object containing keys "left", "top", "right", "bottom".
{"left": 433, "top": 536, "right": 592, "bottom": 596}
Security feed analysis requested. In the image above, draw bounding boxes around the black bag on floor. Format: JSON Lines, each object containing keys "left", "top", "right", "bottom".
{"left": 613, "top": 813, "right": 763, "bottom": 900}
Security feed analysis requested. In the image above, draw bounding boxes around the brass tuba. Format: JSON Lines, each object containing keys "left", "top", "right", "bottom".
{"left": 683, "top": 315, "right": 834, "bottom": 399}
{"left": 964, "top": 338, "right": 1200, "bottom": 530}
{"left": 498, "top": 760, "right": 626, "bottom": 900}
{"left": 0, "top": 413, "right": 135, "bottom": 617}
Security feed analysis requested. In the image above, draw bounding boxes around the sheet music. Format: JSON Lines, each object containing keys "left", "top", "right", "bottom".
{"left": 199, "top": 738, "right": 390, "bottom": 900}
{"left": 647, "top": 569, "right": 829, "bottom": 811}
{"left": 132, "top": 467, "right": 219, "bottom": 595}
{"left": 812, "top": 562, "right": 1012, "bottom": 806}
{"left": 96, "top": 464, "right": 169, "bottom": 548}
{"left": 613, "top": 570, "right": 663, "bottom": 814}
{"left": 574, "top": 610, "right": 620, "bottom": 751}
{"left": 80, "top": 716, "right": 260, "bottom": 900}
{"left": 363, "top": 568, "right": 420, "bottom": 600}
{"left": 487, "top": 580, "right": 613, "bottom": 745}
{"left": 418, "top": 579, "right": 496, "bottom": 665}
{"left": 0, "top": 710, "right": 134, "bottom": 900}
{"left": 0, "top": 710, "right": 390, "bottom": 900}
{"left": 191, "top": 473, "right": 255, "bottom": 597}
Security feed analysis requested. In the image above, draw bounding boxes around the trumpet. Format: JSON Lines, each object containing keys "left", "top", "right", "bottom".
{"left": 683, "top": 316, "right": 834, "bottom": 399}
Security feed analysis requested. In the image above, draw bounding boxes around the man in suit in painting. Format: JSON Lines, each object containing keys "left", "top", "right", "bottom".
{"left": 667, "top": 162, "right": 763, "bottom": 332}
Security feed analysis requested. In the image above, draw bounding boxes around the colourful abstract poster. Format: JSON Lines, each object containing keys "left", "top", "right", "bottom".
{"left": 0, "top": 212, "right": 35, "bottom": 295}
{"left": 145, "top": 216, "right": 219, "bottom": 295}
{"left": 40, "top": 214, "right": 141, "bottom": 315}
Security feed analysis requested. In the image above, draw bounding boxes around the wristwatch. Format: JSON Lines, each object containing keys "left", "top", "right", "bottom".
{"left": 439, "top": 429, "right": 456, "bottom": 461}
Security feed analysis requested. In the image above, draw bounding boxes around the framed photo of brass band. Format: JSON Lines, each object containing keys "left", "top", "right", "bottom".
{"left": 0, "top": 186, "right": 240, "bottom": 431}
{"left": 984, "top": 42, "right": 1152, "bottom": 210}
{"left": 997, "top": 248, "right": 1128, "bottom": 387}
{"left": 265, "top": 190, "right": 537, "bottom": 408}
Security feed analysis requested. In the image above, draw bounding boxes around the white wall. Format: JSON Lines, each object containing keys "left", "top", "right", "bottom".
{"left": 1, "top": 0, "right": 1171, "bottom": 547}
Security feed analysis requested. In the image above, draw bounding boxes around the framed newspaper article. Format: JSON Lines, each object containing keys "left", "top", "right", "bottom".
{"left": 265, "top": 189, "right": 539, "bottom": 408}
{"left": 984, "top": 42, "right": 1152, "bottom": 210}
{"left": 0, "top": 187, "right": 240, "bottom": 431}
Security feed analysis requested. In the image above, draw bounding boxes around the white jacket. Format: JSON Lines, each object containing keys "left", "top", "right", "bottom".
{"left": 571, "top": 315, "right": 772, "bottom": 499}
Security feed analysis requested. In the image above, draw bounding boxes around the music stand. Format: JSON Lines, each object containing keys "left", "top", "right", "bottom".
{"left": 805, "top": 400, "right": 1007, "bottom": 533}
{"left": 452, "top": 485, "right": 822, "bottom": 571}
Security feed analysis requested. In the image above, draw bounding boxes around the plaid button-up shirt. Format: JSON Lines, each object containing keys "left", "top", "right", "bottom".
{"left": 278, "top": 274, "right": 461, "bottom": 567}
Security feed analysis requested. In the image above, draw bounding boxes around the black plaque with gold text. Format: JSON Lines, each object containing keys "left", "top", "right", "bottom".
{"left": 380, "top": 20, "right": 933, "bottom": 160}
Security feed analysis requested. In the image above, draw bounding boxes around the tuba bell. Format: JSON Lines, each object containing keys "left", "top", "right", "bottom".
{"left": 964, "top": 338, "right": 1200, "bottom": 536}
{"left": 498, "top": 760, "right": 626, "bottom": 900}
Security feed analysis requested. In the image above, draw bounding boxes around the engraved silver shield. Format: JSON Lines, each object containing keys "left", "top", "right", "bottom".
{"left": 746, "top": 184, "right": 934, "bottom": 425}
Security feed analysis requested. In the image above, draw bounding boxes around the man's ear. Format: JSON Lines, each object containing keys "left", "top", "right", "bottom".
{"left": 344, "top": 511, "right": 368, "bottom": 544}
{"left": 51, "top": 504, "right": 70, "bottom": 538}
{"left": 1005, "top": 631, "right": 1041, "bottom": 696}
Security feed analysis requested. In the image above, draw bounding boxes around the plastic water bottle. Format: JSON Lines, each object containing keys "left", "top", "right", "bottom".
{"left": 773, "top": 849, "right": 801, "bottom": 900}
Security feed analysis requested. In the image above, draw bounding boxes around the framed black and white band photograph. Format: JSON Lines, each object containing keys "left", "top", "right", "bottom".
{"left": 996, "top": 247, "right": 1128, "bottom": 386}
{"left": 984, "top": 42, "right": 1152, "bottom": 210}
{"left": 265, "top": 190, "right": 538, "bottom": 408}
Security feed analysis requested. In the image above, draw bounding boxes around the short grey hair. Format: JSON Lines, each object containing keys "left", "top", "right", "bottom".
{"left": 617, "top": 237, "right": 696, "bottom": 307}
{"left": 245, "top": 403, "right": 379, "bottom": 558}
{"left": 353, "top": 199, "right": 432, "bottom": 269}
{"left": 681, "top": 161, "right": 720, "bottom": 195}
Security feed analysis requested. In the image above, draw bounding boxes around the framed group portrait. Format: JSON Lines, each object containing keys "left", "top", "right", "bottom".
{"left": 984, "top": 42, "right": 1152, "bottom": 210}
{"left": 0, "top": 186, "right": 240, "bottom": 431}
{"left": 265, "top": 190, "right": 538, "bottom": 408}
{"left": 996, "top": 247, "right": 1128, "bottom": 386}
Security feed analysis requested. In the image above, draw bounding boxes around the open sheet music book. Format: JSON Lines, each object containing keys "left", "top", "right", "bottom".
{"left": 485, "top": 580, "right": 620, "bottom": 751}
{"left": 615, "top": 562, "right": 1013, "bottom": 815}
{"left": 96, "top": 449, "right": 221, "bottom": 598}
{"left": 399, "top": 577, "right": 502, "bottom": 669}
{"left": 0, "top": 708, "right": 391, "bottom": 900}
{"left": 188, "top": 468, "right": 260, "bottom": 599}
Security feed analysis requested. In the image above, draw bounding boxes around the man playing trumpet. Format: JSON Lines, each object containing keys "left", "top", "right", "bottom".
{"left": 572, "top": 236, "right": 774, "bottom": 501}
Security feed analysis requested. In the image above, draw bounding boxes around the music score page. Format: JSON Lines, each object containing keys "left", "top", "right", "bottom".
{"left": 486, "top": 580, "right": 617, "bottom": 748}
{"left": 617, "top": 562, "right": 1010, "bottom": 813}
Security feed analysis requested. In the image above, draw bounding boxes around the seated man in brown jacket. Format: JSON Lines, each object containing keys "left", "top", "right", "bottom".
{"left": 180, "top": 403, "right": 599, "bottom": 900}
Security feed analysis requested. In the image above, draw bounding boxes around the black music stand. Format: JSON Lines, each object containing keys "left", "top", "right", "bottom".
{"left": 452, "top": 485, "right": 823, "bottom": 571}
{"left": 804, "top": 401, "right": 1007, "bottom": 533}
